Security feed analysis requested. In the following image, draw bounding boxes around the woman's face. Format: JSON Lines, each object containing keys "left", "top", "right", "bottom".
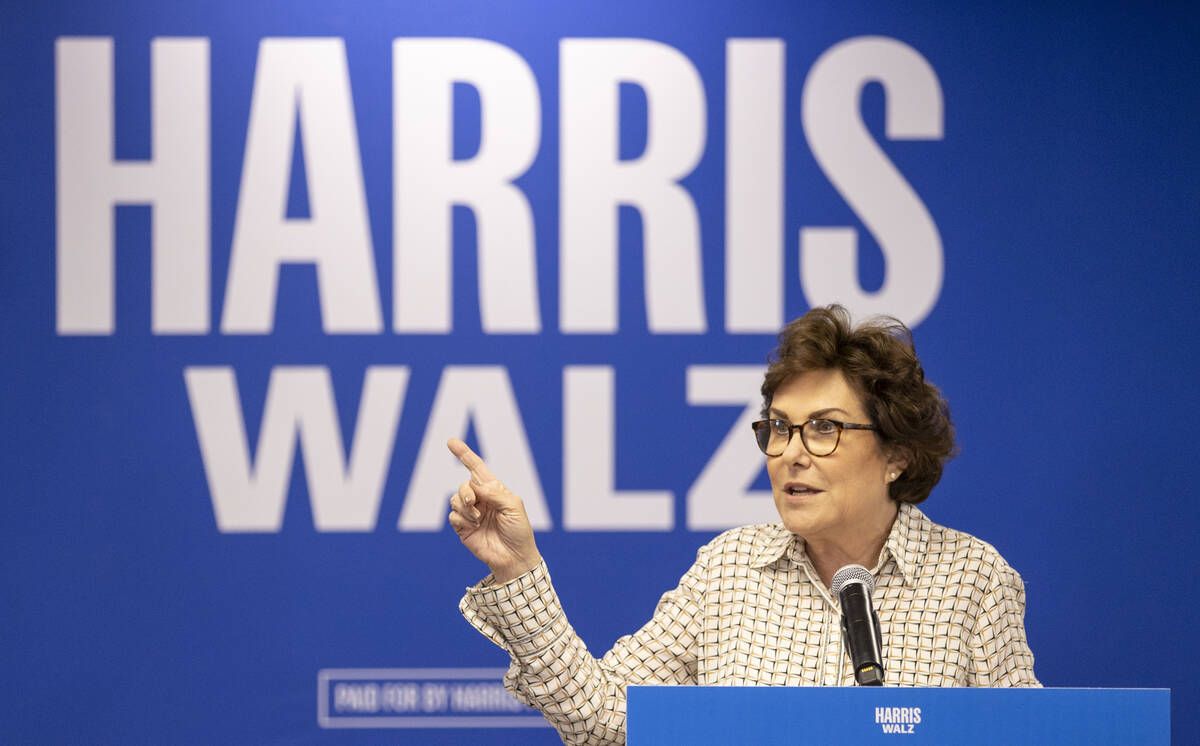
{"left": 766, "top": 369, "right": 906, "bottom": 546}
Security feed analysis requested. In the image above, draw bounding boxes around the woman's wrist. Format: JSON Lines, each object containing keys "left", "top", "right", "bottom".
{"left": 490, "top": 552, "right": 543, "bottom": 583}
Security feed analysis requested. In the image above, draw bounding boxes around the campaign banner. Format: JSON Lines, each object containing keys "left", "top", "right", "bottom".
{"left": 1, "top": 1, "right": 1197, "bottom": 743}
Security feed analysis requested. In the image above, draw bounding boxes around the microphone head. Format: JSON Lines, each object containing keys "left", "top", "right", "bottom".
{"left": 830, "top": 564, "right": 875, "bottom": 597}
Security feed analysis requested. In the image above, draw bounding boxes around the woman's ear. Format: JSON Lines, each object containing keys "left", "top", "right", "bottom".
{"left": 885, "top": 446, "right": 911, "bottom": 481}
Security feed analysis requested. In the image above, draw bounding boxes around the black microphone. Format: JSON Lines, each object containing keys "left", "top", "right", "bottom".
{"left": 831, "top": 564, "right": 884, "bottom": 686}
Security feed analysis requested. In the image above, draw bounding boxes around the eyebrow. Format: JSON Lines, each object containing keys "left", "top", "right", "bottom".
{"left": 769, "top": 407, "right": 851, "bottom": 421}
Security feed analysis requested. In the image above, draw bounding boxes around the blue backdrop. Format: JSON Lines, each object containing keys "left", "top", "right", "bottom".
{"left": 2, "top": 1, "right": 1198, "bottom": 743}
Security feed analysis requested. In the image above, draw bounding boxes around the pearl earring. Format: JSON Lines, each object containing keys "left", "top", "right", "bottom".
{"left": 889, "top": 472, "right": 897, "bottom": 481}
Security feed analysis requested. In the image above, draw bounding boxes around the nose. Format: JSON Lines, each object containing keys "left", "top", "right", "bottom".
{"left": 781, "top": 426, "right": 813, "bottom": 466}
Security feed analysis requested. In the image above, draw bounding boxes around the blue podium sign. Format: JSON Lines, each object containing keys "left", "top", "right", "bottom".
{"left": 626, "top": 687, "right": 1169, "bottom": 745}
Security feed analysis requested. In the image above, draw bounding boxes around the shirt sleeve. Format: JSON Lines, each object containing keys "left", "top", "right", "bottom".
{"left": 459, "top": 551, "right": 707, "bottom": 745}
{"left": 967, "top": 560, "right": 1041, "bottom": 687}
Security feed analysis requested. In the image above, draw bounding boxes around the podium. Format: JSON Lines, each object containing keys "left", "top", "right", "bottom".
{"left": 626, "top": 686, "right": 1169, "bottom": 744}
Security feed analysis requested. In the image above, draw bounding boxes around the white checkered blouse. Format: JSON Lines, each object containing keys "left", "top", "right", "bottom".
{"left": 460, "top": 503, "right": 1039, "bottom": 744}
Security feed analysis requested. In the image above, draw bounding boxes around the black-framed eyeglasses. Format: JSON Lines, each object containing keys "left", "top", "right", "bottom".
{"left": 751, "top": 418, "right": 878, "bottom": 457}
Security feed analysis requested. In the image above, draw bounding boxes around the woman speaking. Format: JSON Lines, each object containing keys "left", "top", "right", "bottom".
{"left": 447, "top": 305, "right": 1039, "bottom": 744}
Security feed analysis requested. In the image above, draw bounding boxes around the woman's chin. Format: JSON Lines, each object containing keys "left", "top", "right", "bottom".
{"left": 775, "top": 502, "right": 822, "bottom": 537}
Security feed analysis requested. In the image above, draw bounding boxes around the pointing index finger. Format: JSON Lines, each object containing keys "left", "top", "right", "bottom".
{"left": 447, "top": 438, "right": 498, "bottom": 484}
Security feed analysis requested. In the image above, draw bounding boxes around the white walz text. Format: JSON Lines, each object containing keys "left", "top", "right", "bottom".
{"left": 184, "top": 364, "right": 784, "bottom": 532}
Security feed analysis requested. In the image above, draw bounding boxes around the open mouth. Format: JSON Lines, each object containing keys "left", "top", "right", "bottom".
{"left": 786, "top": 485, "right": 822, "bottom": 497}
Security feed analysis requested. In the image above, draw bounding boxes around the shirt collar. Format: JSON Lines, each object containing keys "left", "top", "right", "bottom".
{"left": 748, "top": 524, "right": 796, "bottom": 569}
{"left": 748, "top": 502, "right": 930, "bottom": 588}
{"left": 882, "top": 502, "right": 929, "bottom": 587}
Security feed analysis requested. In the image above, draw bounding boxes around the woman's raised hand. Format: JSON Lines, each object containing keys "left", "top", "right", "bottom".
{"left": 446, "top": 438, "right": 543, "bottom": 583}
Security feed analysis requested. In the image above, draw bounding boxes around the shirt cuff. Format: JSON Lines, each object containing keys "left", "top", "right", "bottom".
{"left": 459, "top": 560, "right": 569, "bottom": 656}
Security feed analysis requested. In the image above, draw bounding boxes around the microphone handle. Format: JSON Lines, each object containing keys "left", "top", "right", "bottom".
{"left": 840, "top": 583, "right": 885, "bottom": 686}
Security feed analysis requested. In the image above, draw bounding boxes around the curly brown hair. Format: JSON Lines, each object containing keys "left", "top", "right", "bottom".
{"left": 760, "top": 305, "right": 956, "bottom": 504}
